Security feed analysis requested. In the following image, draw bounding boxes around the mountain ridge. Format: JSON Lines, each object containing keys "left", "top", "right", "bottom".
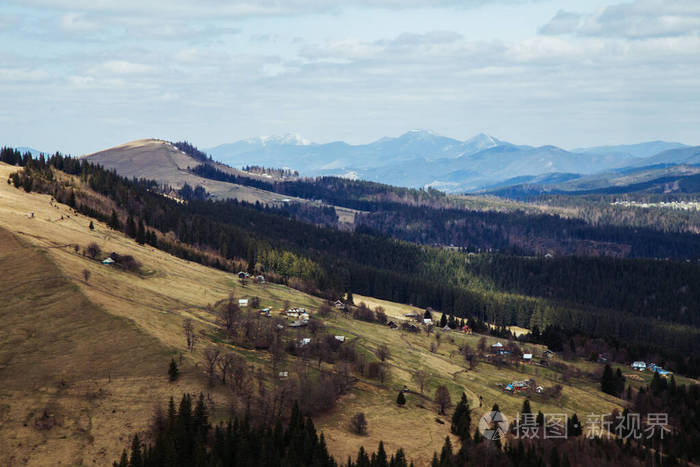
{"left": 206, "top": 131, "right": 693, "bottom": 192}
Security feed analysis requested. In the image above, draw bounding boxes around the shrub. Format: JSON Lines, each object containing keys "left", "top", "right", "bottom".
{"left": 350, "top": 412, "right": 367, "bottom": 435}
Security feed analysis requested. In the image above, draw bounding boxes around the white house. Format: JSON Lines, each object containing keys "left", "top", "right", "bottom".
{"left": 299, "top": 338, "right": 311, "bottom": 346}
{"left": 335, "top": 335, "right": 345, "bottom": 343}
{"left": 523, "top": 353, "right": 533, "bottom": 361}
{"left": 239, "top": 299, "right": 248, "bottom": 307}
{"left": 278, "top": 371, "right": 288, "bottom": 378}
{"left": 632, "top": 361, "right": 647, "bottom": 371}
{"left": 102, "top": 257, "right": 115, "bottom": 265}
{"left": 423, "top": 318, "right": 433, "bottom": 325}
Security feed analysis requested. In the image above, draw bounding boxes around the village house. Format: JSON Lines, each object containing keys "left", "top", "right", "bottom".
{"left": 334, "top": 335, "right": 345, "bottom": 343}
{"left": 333, "top": 300, "right": 346, "bottom": 310}
{"left": 284, "top": 307, "right": 308, "bottom": 318}
{"left": 632, "top": 361, "right": 647, "bottom": 371}
{"left": 238, "top": 299, "right": 248, "bottom": 307}
{"left": 387, "top": 320, "right": 398, "bottom": 329}
{"left": 522, "top": 353, "right": 532, "bottom": 362}
{"left": 461, "top": 325, "right": 472, "bottom": 334}
{"left": 299, "top": 338, "right": 311, "bottom": 347}
{"left": 101, "top": 257, "right": 115, "bottom": 265}
{"left": 423, "top": 318, "right": 433, "bottom": 325}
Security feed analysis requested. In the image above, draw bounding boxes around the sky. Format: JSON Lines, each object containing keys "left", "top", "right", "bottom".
{"left": 1, "top": 0, "right": 699, "bottom": 155}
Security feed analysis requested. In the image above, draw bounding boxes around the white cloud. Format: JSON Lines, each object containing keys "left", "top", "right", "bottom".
{"left": 0, "top": 67, "right": 49, "bottom": 82}
{"left": 90, "top": 60, "right": 157, "bottom": 75}
{"left": 541, "top": 0, "right": 700, "bottom": 39}
{"left": 58, "top": 12, "right": 99, "bottom": 32}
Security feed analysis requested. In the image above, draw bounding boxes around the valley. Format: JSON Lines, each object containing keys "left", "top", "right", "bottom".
{"left": 0, "top": 160, "right": 660, "bottom": 466}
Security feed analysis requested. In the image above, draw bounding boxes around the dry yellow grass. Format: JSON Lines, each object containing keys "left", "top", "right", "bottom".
{"left": 0, "top": 162, "right": 322, "bottom": 465}
{"left": 0, "top": 162, "right": 627, "bottom": 465}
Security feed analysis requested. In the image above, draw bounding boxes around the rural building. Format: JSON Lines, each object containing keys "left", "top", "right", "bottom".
{"left": 632, "top": 361, "right": 647, "bottom": 371}
{"left": 254, "top": 275, "right": 265, "bottom": 283}
{"left": 299, "top": 338, "right": 311, "bottom": 346}
{"left": 278, "top": 371, "right": 288, "bottom": 378}
{"left": 260, "top": 308, "right": 271, "bottom": 317}
{"left": 522, "top": 353, "right": 532, "bottom": 361}
{"left": 387, "top": 321, "right": 398, "bottom": 329}
{"left": 461, "top": 325, "right": 472, "bottom": 334}
{"left": 423, "top": 318, "right": 433, "bottom": 325}
{"left": 333, "top": 300, "right": 346, "bottom": 309}
{"left": 334, "top": 335, "right": 345, "bottom": 343}
{"left": 239, "top": 299, "right": 248, "bottom": 307}
{"left": 102, "top": 257, "right": 115, "bottom": 265}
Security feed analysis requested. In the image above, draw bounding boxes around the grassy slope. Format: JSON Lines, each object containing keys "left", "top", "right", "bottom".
{"left": 82, "top": 139, "right": 358, "bottom": 223}
{"left": 0, "top": 162, "right": 634, "bottom": 465}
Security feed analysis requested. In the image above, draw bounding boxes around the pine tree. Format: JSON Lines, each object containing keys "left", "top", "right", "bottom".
{"left": 136, "top": 219, "right": 146, "bottom": 245}
{"left": 109, "top": 210, "right": 121, "bottom": 230}
{"left": 129, "top": 434, "right": 143, "bottom": 467}
{"left": 126, "top": 216, "right": 136, "bottom": 238}
{"left": 439, "top": 313, "right": 447, "bottom": 328}
{"left": 451, "top": 393, "right": 471, "bottom": 440}
{"left": 601, "top": 364, "right": 616, "bottom": 395}
{"left": 89, "top": 220, "right": 94, "bottom": 230}
{"left": 168, "top": 358, "right": 179, "bottom": 382}
{"left": 439, "top": 436, "right": 454, "bottom": 466}
{"left": 396, "top": 391, "right": 406, "bottom": 406}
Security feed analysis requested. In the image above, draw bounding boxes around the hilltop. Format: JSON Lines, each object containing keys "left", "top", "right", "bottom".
{"left": 82, "top": 138, "right": 359, "bottom": 223}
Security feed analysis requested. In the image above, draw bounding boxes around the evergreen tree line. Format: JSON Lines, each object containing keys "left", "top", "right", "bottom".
{"left": 190, "top": 162, "right": 446, "bottom": 212}
{"left": 189, "top": 156, "right": 700, "bottom": 259}
{"left": 6, "top": 147, "right": 700, "bottom": 376}
{"left": 115, "top": 394, "right": 413, "bottom": 467}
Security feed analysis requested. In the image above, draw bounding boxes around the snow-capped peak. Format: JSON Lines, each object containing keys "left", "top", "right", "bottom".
{"left": 244, "top": 133, "right": 312, "bottom": 146}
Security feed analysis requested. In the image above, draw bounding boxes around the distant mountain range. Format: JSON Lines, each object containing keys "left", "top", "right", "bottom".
{"left": 206, "top": 131, "right": 695, "bottom": 193}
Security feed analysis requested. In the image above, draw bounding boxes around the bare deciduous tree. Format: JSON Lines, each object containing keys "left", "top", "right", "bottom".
{"left": 413, "top": 369, "right": 430, "bottom": 395}
{"left": 220, "top": 296, "right": 239, "bottom": 334}
{"left": 218, "top": 353, "right": 237, "bottom": 385}
{"left": 183, "top": 318, "right": 195, "bottom": 352}
{"left": 374, "top": 343, "right": 390, "bottom": 362}
{"left": 202, "top": 347, "right": 221, "bottom": 386}
{"left": 434, "top": 385, "right": 452, "bottom": 415}
{"left": 86, "top": 242, "right": 101, "bottom": 259}
{"left": 478, "top": 336, "right": 487, "bottom": 354}
{"left": 82, "top": 269, "right": 91, "bottom": 283}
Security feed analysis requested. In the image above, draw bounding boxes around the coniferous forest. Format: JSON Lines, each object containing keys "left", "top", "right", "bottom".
{"left": 3, "top": 146, "right": 700, "bottom": 378}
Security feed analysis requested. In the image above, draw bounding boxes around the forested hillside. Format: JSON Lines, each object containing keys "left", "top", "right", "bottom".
{"left": 191, "top": 155, "right": 700, "bottom": 258}
{"left": 4, "top": 146, "right": 700, "bottom": 378}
